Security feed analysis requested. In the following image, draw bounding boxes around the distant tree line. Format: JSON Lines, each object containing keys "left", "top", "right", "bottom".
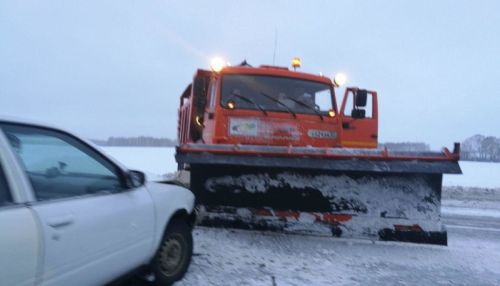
{"left": 461, "top": 135, "right": 500, "bottom": 162}
{"left": 91, "top": 136, "right": 177, "bottom": 147}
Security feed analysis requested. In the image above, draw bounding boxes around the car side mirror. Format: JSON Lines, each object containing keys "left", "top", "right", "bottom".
{"left": 127, "top": 170, "right": 146, "bottom": 188}
{"left": 355, "top": 89, "right": 368, "bottom": 107}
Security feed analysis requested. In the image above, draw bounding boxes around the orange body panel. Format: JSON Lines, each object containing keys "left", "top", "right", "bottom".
{"left": 207, "top": 109, "right": 341, "bottom": 147}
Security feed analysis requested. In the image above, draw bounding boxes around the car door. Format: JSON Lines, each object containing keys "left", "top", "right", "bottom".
{"left": 1, "top": 123, "right": 155, "bottom": 286}
{"left": 0, "top": 134, "right": 39, "bottom": 286}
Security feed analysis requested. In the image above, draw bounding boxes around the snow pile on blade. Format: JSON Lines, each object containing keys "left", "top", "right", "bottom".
{"left": 191, "top": 167, "right": 447, "bottom": 245}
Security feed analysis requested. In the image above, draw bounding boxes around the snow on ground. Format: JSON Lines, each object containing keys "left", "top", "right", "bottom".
{"left": 177, "top": 186, "right": 500, "bottom": 286}
{"left": 176, "top": 225, "right": 500, "bottom": 286}
{"left": 443, "top": 161, "right": 500, "bottom": 189}
{"left": 103, "top": 147, "right": 500, "bottom": 285}
{"left": 442, "top": 186, "right": 500, "bottom": 218}
{"left": 101, "top": 147, "right": 500, "bottom": 189}
{"left": 102, "top": 147, "right": 177, "bottom": 181}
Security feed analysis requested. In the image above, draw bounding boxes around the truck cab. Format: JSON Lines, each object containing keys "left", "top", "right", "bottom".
{"left": 178, "top": 62, "right": 378, "bottom": 149}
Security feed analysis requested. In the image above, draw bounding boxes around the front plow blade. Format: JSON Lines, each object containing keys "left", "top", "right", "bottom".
{"left": 189, "top": 165, "right": 449, "bottom": 245}
{"left": 177, "top": 144, "right": 461, "bottom": 245}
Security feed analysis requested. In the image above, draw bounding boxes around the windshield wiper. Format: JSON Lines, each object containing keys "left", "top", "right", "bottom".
{"left": 259, "top": 92, "right": 296, "bottom": 118}
{"left": 229, "top": 92, "right": 268, "bottom": 115}
{"left": 279, "top": 94, "right": 324, "bottom": 121}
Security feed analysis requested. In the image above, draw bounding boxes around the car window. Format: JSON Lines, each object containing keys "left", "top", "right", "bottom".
{"left": 2, "top": 124, "right": 123, "bottom": 201}
{"left": 0, "top": 160, "right": 12, "bottom": 206}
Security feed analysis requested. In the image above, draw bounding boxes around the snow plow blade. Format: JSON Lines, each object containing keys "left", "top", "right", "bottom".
{"left": 176, "top": 144, "right": 461, "bottom": 246}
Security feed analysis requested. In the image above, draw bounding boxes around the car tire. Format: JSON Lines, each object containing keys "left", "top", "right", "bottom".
{"left": 154, "top": 219, "right": 193, "bottom": 286}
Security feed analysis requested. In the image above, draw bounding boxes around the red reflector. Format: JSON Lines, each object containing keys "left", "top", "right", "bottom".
{"left": 394, "top": 224, "right": 423, "bottom": 232}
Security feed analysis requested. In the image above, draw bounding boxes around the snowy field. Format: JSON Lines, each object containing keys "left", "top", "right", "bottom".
{"left": 443, "top": 161, "right": 500, "bottom": 189}
{"left": 103, "top": 147, "right": 500, "bottom": 286}
{"left": 102, "top": 147, "right": 500, "bottom": 189}
{"left": 102, "top": 147, "right": 177, "bottom": 181}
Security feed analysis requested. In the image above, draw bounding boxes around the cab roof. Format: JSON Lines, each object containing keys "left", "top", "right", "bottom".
{"left": 199, "top": 65, "right": 333, "bottom": 85}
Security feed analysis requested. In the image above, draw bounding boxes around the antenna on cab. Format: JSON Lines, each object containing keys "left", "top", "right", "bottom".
{"left": 272, "top": 28, "right": 278, "bottom": 65}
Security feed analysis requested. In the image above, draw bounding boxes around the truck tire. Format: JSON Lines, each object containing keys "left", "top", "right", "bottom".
{"left": 154, "top": 219, "right": 193, "bottom": 285}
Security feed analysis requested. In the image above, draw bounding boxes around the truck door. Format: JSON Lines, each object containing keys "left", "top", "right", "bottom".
{"left": 189, "top": 71, "right": 212, "bottom": 143}
{"left": 339, "top": 88, "right": 378, "bottom": 148}
{"left": 202, "top": 77, "right": 218, "bottom": 141}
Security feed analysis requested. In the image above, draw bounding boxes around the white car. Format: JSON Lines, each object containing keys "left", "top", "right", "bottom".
{"left": 0, "top": 117, "right": 195, "bottom": 286}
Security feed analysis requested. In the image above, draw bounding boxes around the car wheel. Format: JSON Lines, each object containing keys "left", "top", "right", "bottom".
{"left": 154, "top": 219, "right": 193, "bottom": 285}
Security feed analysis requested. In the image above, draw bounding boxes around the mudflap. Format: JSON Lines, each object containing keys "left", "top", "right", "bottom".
{"left": 190, "top": 164, "right": 447, "bottom": 246}
{"left": 379, "top": 227, "right": 447, "bottom": 246}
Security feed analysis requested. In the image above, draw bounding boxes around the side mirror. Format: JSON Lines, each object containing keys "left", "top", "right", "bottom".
{"left": 355, "top": 89, "right": 368, "bottom": 107}
{"left": 127, "top": 170, "right": 146, "bottom": 188}
{"left": 351, "top": 109, "right": 366, "bottom": 119}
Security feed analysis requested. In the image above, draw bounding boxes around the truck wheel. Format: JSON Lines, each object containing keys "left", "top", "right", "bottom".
{"left": 154, "top": 220, "right": 193, "bottom": 285}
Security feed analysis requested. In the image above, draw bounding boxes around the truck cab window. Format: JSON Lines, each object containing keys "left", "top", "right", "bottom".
{"left": 315, "top": 89, "right": 333, "bottom": 111}
{"left": 209, "top": 79, "right": 217, "bottom": 107}
{"left": 0, "top": 161, "right": 12, "bottom": 205}
{"left": 2, "top": 125, "right": 123, "bottom": 201}
{"left": 221, "top": 75, "right": 333, "bottom": 115}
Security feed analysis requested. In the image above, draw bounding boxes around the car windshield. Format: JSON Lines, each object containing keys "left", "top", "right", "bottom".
{"left": 221, "top": 74, "right": 334, "bottom": 115}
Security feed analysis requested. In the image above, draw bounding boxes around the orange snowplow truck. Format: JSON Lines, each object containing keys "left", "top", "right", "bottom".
{"left": 175, "top": 60, "right": 461, "bottom": 246}
{"left": 178, "top": 63, "right": 377, "bottom": 149}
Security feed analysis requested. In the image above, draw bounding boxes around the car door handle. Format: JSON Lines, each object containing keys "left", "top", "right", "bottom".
{"left": 47, "top": 215, "right": 75, "bottom": 228}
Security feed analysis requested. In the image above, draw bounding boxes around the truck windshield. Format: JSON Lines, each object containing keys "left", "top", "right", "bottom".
{"left": 221, "top": 74, "right": 334, "bottom": 115}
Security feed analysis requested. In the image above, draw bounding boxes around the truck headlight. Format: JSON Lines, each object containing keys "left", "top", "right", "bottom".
{"left": 333, "top": 73, "right": 347, "bottom": 87}
{"left": 210, "top": 57, "right": 226, "bottom": 73}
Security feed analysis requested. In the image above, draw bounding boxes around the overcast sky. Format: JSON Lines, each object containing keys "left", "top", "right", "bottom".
{"left": 1, "top": 1, "right": 499, "bottom": 148}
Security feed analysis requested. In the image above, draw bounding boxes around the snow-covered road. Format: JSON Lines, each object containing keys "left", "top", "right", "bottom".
{"left": 174, "top": 211, "right": 500, "bottom": 286}
{"left": 121, "top": 210, "right": 500, "bottom": 286}
{"left": 173, "top": 188, "right": 500, "bottom": 285}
